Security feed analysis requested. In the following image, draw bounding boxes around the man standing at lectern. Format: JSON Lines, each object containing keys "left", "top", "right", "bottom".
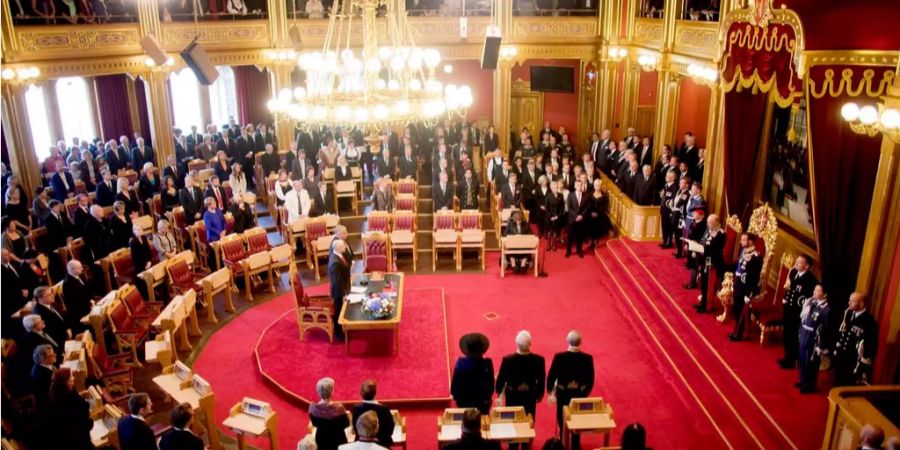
{"left": 329, "top": 239, "right": 351, "bottom": 341}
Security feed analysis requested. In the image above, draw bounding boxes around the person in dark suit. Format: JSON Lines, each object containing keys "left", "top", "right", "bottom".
{"left": 483, "top": 126, "right": 500, "bottom": 155}
{"left": 682, "top": 205, "right": 708, "bottom": 289}
{"left": 162, "top": 155, "right": 185, "bottom": 190}
{"left": 374, "top": 149, "right": 396, "bottom": 180}
{"left": 229, "top": 193, "right": 256, "bottom": 234}
{"left": 104, "top": 142, "right": 129, "bottom": 174}
{"left": 616, "top": 159, "right": 640, "bottom": 201}
{"left": 44, "top": 200, "right": 74, "bottom": 251}
{"left": 495, "top": 330, "right": 545, "bottom": 443}
{"left": 313, "top": 182, "right": 335, "bottom": 216}
{"left": 17, "top": 314, "right": 60, "bottom": 391}
{"left": 633, "top": 165, "right": 656, "bottom": 206}
{"left": 777, "top": 254, "right": 818, "bottom": 368}
{"left": 566, "top": 180, "right": 589, "bottom": 258}
{"left": 130, "top": 224, "right": 153, "bottom": 272}
{"left": 500, "top": 172, "right": 522, "bottom": 210}
{"left": 49, "top": 161, "right": 76, "bottom": 201}
{"left": 72, "top": 194, "right": 92, "bottom": 233}
{"left": 456, "top": 169, "right": 479, "bottom": 211}
{"left": 234, "top": 127, "right": 256, "bottom": 176}
{"left": 95, "top": 169, "right": 117, "bottom": 207}
{"left": 130, "top": 138, "right": 154, "bottom": 171}
{"left": 43, "top": 367, "right": 94, "bottom": 450}
{"left": 216, "top": 133, "right": 238, "bottom": 163}
{"left": 451, "top": 333, "right": 495, "bottom": 414}
{"left": 30, "top": 344, "right": 57, "bottom": 408}
{"left": 729, "top": 233, "right": 763, "bottom": 341}
{"left": 398, "top": 146, "right": 418, "bottom": 180}
{"left": 2, "top": 249, "right": 32, "bottom": 338}
{"left": 692, "top": 213, "right": 725, "bottom": 313}
{"left": 204, "top": 175, "right": 227, "bottom": 211}
{"left": 118, "top": 393, "right": 157, "bottom": 450}
{"left": 636, "top": 137, "right": 653, "bottom": 168}
{"left": 658, "top": 171, "right": 678, "bottom": 249}
{"left": 185, "top": 126, "right": 203, "bottom": 154}
{"left": 77, "top": 151, "right": 100, "bottom": 192}
{"left": 547, "top": 330, "right": 595, "bottom": 450}
{"left": 328, "top": 240, "right": 351, "bottom": 340}
{"left": 261, "top": 143, "right": 282, "bottom": 178}
{"left": 178, "top": 173, "right": 204, "bottom": 225}
{"left": 350, "top": 380, "right": 395, "bottom": 448}
{"left": 62, "top": 260, "right": 93, "bottom": 332}
{"left": 32, "top": 285, "right": 70, "bottom": 354}
{"left": 83, "top": 205, "right": 111, "bottom": 261}
{"left": 433, "top": 172, "right": 454, "bottom": 211}
{"left": 677, "top": 132, "right": 699, "bottom": 171}
{"left": 159, "top": 402, "right": 204, "bottom": 450}
{"left": 442, "top": 409, "right": 501, "bottom": 450}
{"left": 833, "top": 292, "right": 879, "bottom": 386}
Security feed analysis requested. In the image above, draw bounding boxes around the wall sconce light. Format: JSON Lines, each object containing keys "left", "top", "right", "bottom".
{"left": 443, "top": 64, "right": 454, "bottom": 74}
{"left": 637, "top": 54, "right": 658, "bottom": 71}
{"left": 1, "top": 66, "right": 40, "bottom": 84}
{"left": 499, "top": 46, "right": 518, "bottom": 59}
{"left": 841, "top": 102, "right": 900, "bottom": 142}
{"left": 607, "top": 46, "right": 628, "bottom": 62}
{"left": 687, "top": 63, "right": 718, "bottom": 85}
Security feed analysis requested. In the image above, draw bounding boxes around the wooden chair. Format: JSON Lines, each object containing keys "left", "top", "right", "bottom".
{"left": 241, "top": 249, "right": 275, "bottom": 302}
{"left": 245, "top": 227, "right": 271, "bottom": 254}
{"left": 281, "top": 208, "right": 307, "bottom": 253}
{"left": 66, "top": 238, "right": 94, "bottom": 281}
{"left": 64, "top": 197, "right": 79, "bottom": 220}
{"left": 390, "top": 211, "right": 417, "bottom": 272}
{"left": 74, "top": 180, "right": 88, "bottom": 194}
{"left": 108, "top": 248, "right": 135, "bottom": 288}
{"left": 304, "top": 218, "right": 330, "bottom": 280}
{"left": 395, "top": 179, "right": 417, "bottom": 200}
{"left": 28, "top": 226, "right": 48, "bottom": 254}
{"left": 351, "top": 166, "right": 364, "bottom": 200}
{"left": 291, "top": 265, "right": 334, "bottom": 342}
{"left": 266, "top": 174, "right": 279, "bottom": 227}
{"left": 395, "top": 194, "right": 417, "bottom": 214}
{"left": 105, "top": 299, "right": 149, "bottom": 367}
{"left": 268, "top": 244, "right": 294, "bottom": 288}
{"left": 118, "top": 283, "right": 163, "bottom": 328}
{"left": 144, "top": 330, "right": 177, "bottom": 369}
{"left": 188, "top": 221, "right": 211, "bottom": 271}
{"left": 200, "top": 267, "right": 235, "bottom": 323}
{"left": 432, "top": 211, "right": 459, "bottom": 272}
{"left": 188, "top": 158, "right": 208, "bottom": 173}
{"left": 362, "top": 232, "right": 392, "bottom": 273}
{"left": 172, "top": 207, "right": 190, "bottom": 252}
{"left": 133, "top": 215, "right": 154, "bottom": 236}
{"left": 335, "top": 180, "right": 358, "bottom": 214}
{"left": 458, "top": 210, "right": 486, "bottom": 271}
{"left": 216, "top": 233, "right": 250, "bottom": 296}
{"left": 366, "top": 211, "right": 391, "bottom": 234}
{"left": 149, "top": 194, "right": 164, "bottom": 222}
{"left": 165, "top": 251, "right": 205, "bottom": 297}
{"left": 85, "top": 331, "right": 134, "bottom": 397}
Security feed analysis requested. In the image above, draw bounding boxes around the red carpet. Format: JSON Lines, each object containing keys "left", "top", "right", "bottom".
{"left": 254, "top": 288, "right": 451, "bottom": 405}
{"left": 193, "top": 239, "right": 827, "bottom": 449}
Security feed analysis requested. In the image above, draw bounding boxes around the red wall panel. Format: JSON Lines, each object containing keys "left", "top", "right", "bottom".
{"left": 637, "top": 70, "right": 658, "bottom": 106}
{"left": 435, "top": 59, "right": 494, "bottom": 123}
{"left": 674, "top": 77, "right": 711, "bottom": 147}
{"left": 511, "top": 59, "right": 581, "bottom": 142}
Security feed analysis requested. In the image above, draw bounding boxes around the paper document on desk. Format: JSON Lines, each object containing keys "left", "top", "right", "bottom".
{"left": 351, "top": 286, "right": 367, "bottom": 294}
{"left": 490, "top": 423, "right": 517, "bottom": 439}
{"left": 346, "top": 294, "right": 366, "bottom": 303}
{"left": 681, "top": 238, "right": 704, "bottom": 253}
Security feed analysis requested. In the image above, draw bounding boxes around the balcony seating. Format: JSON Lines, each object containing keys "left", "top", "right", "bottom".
{"left": 291, "top": 265, "right": 334, "bottom": 342}
{"left": 362, "top": 232, "right": 392, "bottom": 273}
{"left": 390, "top": 211, "right": 417, "bottom": 272}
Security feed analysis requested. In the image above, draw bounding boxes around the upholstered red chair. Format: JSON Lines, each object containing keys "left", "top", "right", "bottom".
{"left": 432, "top": 211, "right": 459, "bottom": 272}
{"left": 396, "top": 179, "right": 417, "bottom": 198}
{"left": 754, "top": 253, "right": 795, "bottom": 345}
{"left": 106, "top": 300, "right": 149, "bottom": 367}
{"left": 367, "top": 211, "right": 391, "bottom": 234}
{"left": 245, "top": 227, "right": 272, "bottom": 254}
{"left": 390, "top": 211, "right": 417, "bottom": 272}
{"left": 291, "top": 265, "right": 334, "bottom": 342}
{"left": 189, "top": 221, "right": 211, "bottom": 270}
{"left": 224, "top": 213, "right": 236, "bottom": 235}
{"left": 172, "top": 207, "right": 190, "bottom": 252}
{"left": 166, "top": 258, "right": 204, "bottom": 296}
{"left": 240, "top": 229, "right": 275, "bottom": 302}
{"left": 119, "top": 283, "right": 162, "bottom": 326}
{"left": 458, "top": 211, "right": 485, "bottom": 271}
{"left": 85, "top": 332, "right": 134, "bottom": 398}
{"left": 363, "top": 233, "right": 391, "bottom": 273}
{"left": 304, "top": 218, "right": 330, "bottom": 279}
{"left": 396, "top": 194, "right": 416, "bottom": 214}
{"left": 109, "top": 248, "right": 135, "bottom": 288}
{"left": 218, "top": 234, "right": 248, "bottom": 278}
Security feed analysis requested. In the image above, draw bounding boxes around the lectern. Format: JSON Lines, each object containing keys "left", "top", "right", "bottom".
{"left": 223, "top": 397, "right": 280, "bottom": 450}
{"left": 563, "top": 397, "right": 616, "bottom": 448}
{"left": 487, "top": 406, "right": 535, "bottom": 445}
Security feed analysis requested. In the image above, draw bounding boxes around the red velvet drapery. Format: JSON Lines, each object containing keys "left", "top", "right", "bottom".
{"left": 808, "top": 67, "right": 888, "bottom": 310}
{"left": 722, "top": 89, "right": 767, "bottom": 217}
{"left": 95, "top": 74, "right": 135, "bottom": 141}
{"left": 234, "top": 66, "right": 272, "bottom": 127}
{"left": 721, "top": 22, "right": 801, "bottom": 107}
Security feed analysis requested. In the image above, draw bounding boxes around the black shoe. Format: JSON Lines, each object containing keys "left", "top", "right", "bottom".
{"left": 794, "top": 382, "right": 804, "bottom": 388}
{"left": 694, "top": 304, "right": 706, "bottom": 313}
{"left": 727, "top": 333, "right": 741, "bottom": 341}
{"left": 683, "top": 283, "right": 697, "bottom": 289}
{"left": 659, "top": 243, "right": 671, "bottom": 249}
{"left": 799, "top": 387, "right": 816, "bottom": 394}
{"left": 778, "top": 359, "right": 795, "bottom": 370}
{"left": 674, "top": 253, "right": 684, "bottom": 258}
{"left": 578, "top": 252, "right": 584, "bottom": 258}
{"left": 565, "top": 252, "right": 572, "bottom": 258}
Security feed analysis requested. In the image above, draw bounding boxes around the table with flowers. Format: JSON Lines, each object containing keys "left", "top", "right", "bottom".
{"left": 338, "top": 272, "right": 404, "bottom": 354}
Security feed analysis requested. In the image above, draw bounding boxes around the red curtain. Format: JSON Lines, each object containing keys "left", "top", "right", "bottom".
{"left": 94, "top": 74, "right": 135, "bottom": 141}
{"left": 722, "top": 89, "right": 767, "bottom": 218}
{"left": 721, "top": 22, "right": 801, "bottom": 105}
{"left": 809, "top": 91, "right": 881, "bottom": 311}
{"left": 234, "top": 66, "right": 272, "bottom": 126}
{"left": 134, "top": 77, "right": 153, "bottom": 147}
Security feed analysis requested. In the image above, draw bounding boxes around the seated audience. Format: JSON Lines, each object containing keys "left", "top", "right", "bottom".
{"left": 371, "top": 178, "right": 394, "bottom": 212}
{"left": 309, "top": 377, "right": 350, "bottom": 450}
{"left": 153, "top": 219, "right": 179, "bottom": 260}
{"left": 351, "top": 380, "right": 395, "bottom": 448}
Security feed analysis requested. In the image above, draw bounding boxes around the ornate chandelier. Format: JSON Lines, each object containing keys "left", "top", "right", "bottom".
{"left": 267, "top": 0, "right": 473, "bottom": 131}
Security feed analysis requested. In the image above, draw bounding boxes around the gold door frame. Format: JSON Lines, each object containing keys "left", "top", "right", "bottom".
{"left": 510, "top": 78, "right": 544, "bottom": 151}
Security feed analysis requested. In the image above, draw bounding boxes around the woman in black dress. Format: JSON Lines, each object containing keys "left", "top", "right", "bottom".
{"left": 1, "top": 218, "right": 30, "bottom": 262}
{"left": 138, "top": 164, "right": 160, "bottom": 210}
{"left": 533, "top": 175, "right": 550, "bottom": 236}
{"left": 42, "top": 368, "right": 93, "bottom": 450}
{"left": 3, "top": 188, "right": 32, "bottom": 233}
{"left": 116, "top": 178, "right": 142, "bottom": 217}
{"left": 544, "top": 180, "right": 565, "bottom": 251}
{"left": 587, "top": 178, "right": 611, "bottom": 248}
{"left": 162, "top": 175, "right": 180, "bottom": 213}
{"left": 108, "top": 201, "right": 133, "bottom": 250}
{"left": 308, "top": 377, "right": 350, "bottom": 450}
{"left": 214, "top": 150, "right": 232, "bottom": 182}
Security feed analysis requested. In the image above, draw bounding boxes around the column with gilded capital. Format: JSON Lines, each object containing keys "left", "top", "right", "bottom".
{"left": 652, "top": 68, "right": 680, "bottom": 149}
{"left": 493, "top": 59, "right": 513, "bottom": 156}
{"left": 2, "top": 84, "right": 42, "bottom": 198}
{"left": 143, "top": 70, "right": 176, "bottom": 167}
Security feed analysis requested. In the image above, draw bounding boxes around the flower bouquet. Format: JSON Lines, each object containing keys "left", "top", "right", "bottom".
{"left": 362, "top": 293, "right": 395, "bottom": 320}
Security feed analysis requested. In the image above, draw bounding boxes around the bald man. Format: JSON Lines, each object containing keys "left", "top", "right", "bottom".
{"left": 547, "top": 330, "right": 594, "bottom": 450}
{"left": 833, "top": 292, "right": 878, "bottom": 386}
{"left": 62, "top": 260, "right": 93, "bottom": 332}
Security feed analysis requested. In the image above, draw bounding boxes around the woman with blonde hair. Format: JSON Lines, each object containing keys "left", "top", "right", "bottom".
{"left": 153, "top": 219, "right": 179, "bottom": 260}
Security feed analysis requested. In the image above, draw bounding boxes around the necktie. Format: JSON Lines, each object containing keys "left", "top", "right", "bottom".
{"left": 215, "top": 189, "right": 222, "bottom": 209}
{"left": 6, "top": 264, "right": 18, "bottom": 278}
{"left": 107, "top": 181, "right": 112, "bottom": 190}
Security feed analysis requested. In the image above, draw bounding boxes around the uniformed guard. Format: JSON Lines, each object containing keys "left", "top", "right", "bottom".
{"left": 728, "top": 233, "right": 763, "bottom": 341}
{"left": 796, "top": 285, "right": 830, "bottom": 393}
{"left": 659, "top": 170, "right": 678, "bottom": 249}
{"left": 833, "top": 292, "right": 878, "bottom": 386}
{"left": 778, "top": 254, "right": 819, "bottom": 369}
{"left": 671, "top": 177, "right": 691, "bottom": 258}
{"left": 547, "top": 330, "right": 594, "bottom": 450}
{"left": 694, "top": 214, "right": 726, "bottom": 313}
{"left": 683, "top": 205, "right": 708, "bottom": 289}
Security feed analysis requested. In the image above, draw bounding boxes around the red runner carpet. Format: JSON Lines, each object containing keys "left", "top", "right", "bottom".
{"left": 193, "top": 239, "right": 827, "bottom": 449}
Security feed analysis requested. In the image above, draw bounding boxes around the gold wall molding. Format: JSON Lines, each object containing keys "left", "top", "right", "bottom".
{"left": 508, "top": 44, "right": 598, "bottom": 63}
{"left": 801, "top": 50, "right": 900, "bottom": 74}
{"left": 11, "top": 24, "right": 141, "bottom": 62}
{"left": 511, "top": 17, "right": 598, "bottom": 43}
{"left": 673, "top": 20, "right": 718, "bottom": 59}
{"left": 809, "top": 68, "right": 896, "bottom": 99}
{"left": 161, "top": 21, "right": 271, "bottom": 50}
{"left": 633, "top": 18, "right": 664, "bottom": 49}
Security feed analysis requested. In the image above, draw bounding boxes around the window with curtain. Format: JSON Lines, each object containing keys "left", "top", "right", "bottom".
{"left": 170, "top": 68, "right": 203, "bottom": 130}
{"left": 25, "top": 85, "right": 53, "bottom": 161}
{"left": 209, "top": 66, "right": 237, "bottom": 126}
{"left": 55, "top": 77, "right": 97, "bottom": 144}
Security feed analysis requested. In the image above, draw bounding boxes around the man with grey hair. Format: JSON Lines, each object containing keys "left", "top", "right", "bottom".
{"left": 32, "top": 285, "right": 70, "bottom": 350}
{"left": 30, "top": 344, "right": 57, "bottom": 406}
{"left": 547, "top": 330, "right": 595, "bottom": 450}
{"left": 17, "top": 314, "right": 58, "bottom": 386}
{"left": 309, "top": 377, "right": 350, "bottom": 448}
{"left": 330, "top": 225, "right": 353, "bottom": 261}
{"left": 339, "top": 411, "right": 386, "bottom": 449}
{"left": 495, "top": 330, "right": 545, "bottom": 449}
{"left": 328, "top": 239, "right": 351, "bottom": 340}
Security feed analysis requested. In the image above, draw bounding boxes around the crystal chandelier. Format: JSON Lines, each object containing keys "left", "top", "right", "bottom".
{"left": 267, "top": 0, "right": 473, "bottom": 131}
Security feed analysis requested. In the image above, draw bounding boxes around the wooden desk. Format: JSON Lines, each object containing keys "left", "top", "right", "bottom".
{"left": 563, "top": 398, "right": 616, "bottom": 448}
{"left": 486, "top": 406, "right": 535, "bottom": 445}
{"left": 338, "top": 272, "right": 405, "bottom": 354}
{"left": 500, "top": 235, "right": 540, "bottom": 278}
{"left": 222, "top": 399, "right": 279, "bottom": 450}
